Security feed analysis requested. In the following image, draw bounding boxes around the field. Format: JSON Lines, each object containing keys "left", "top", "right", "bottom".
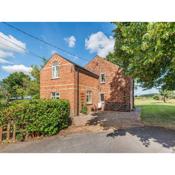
{"left": 135, "top": 97, "right": 175, "bottom": 130}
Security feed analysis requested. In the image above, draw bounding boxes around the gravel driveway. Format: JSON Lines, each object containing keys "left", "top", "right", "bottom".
{"left": 0, "top": 126, "right": 175, "bottom": 153}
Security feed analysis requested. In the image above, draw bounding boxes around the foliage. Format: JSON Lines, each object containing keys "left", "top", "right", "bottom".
{"left": 159, "top": 89, "right": 173, "bottom": 102}
{"left": 0, "top": 99, "right": 70, "bottom": 137}
{"left": 29, "top": 65, "right": 40, "bottom": 99}
{"left": 153, "top": 95, "right": 160, "bottom": 100}
{"left": 1, "top": 57, "right": 48, "bottom": 101}
{"left": 0, "top": 82, "right": 9, "bottom": 104}
{"left": 2, "top": 72, "right": 31, "bottom": 100}
{"left": 28, "top": 58, "right": 48, "bottom": 99}
{"left": 107, "top": 22, "right": 175, "bottom": 90}
{"left": 16, "top": 133, "right": 25, "bottom": 142}
{"left": 81, "top": 105, "right": 88, "bottom": 114}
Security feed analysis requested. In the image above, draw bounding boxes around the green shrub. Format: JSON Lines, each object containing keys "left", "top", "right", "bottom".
{"left": 153, "top": 95, "right": 160, "bottom": 100}
{"left": 0, "top": 99, "right": 70, "bottom": 138}
{"left": 81, "top": 105, "right": 88, "bottom": 114}
{"left": 16, "top": 133, "right": 25, "bottom": 142}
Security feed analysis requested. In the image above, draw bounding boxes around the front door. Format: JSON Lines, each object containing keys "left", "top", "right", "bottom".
{"left": 99, "top": 93, "right": 105, "bottom": 110}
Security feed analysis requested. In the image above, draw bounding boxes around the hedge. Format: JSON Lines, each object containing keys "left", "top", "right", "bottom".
{"left": 0, "top": 99, "right": 70, "bottom": 139}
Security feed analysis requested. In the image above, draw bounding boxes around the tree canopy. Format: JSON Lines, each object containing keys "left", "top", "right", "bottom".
{"left": 29, "top": 65, "right": 40, "bottom": 99}
{"left": 107, "top": 22, "right": 175, "bottom": 90}
{"left": 1, "top": 57, "right": 47, "bottom": 101}
{"left": 2, "top": 72, "right": 31, "bottom": 99}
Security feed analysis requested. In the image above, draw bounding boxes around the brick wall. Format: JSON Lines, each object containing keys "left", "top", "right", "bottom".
{"left": 40, "top": 54, "right": 77, "bottom": 116}
{"left": 40, "top": 54, "right": 133, "bottom": 116}
{"left": 85, "top": 56, "right": 133, "bottom": 111}
{"left": 40, "top": 54, "right": 99, "bottom": 116}
{"left": 77, "top": 69, "right": 99, "bottom": 113}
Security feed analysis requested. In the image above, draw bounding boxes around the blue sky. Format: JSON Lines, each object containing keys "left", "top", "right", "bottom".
{"left": 0, "top": 22, "right": 158, "bottom": 95}
{"left": 0, "top": 22, "right": 115, "bottom": 77}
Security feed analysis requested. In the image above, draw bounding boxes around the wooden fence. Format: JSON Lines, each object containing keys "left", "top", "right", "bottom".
{"left": 0, "top": 122, "right": 17, "bottom": 143}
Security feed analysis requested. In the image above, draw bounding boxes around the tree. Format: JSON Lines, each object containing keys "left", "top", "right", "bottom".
{"left": 1, "top": 57, "right": 47, "bottom": 100}
{"left": 2, "top": 72, "right": 31, "bottom": 100}
{"left": 159, "top": 89, "right": 173, "bottom": 103}
{"left": 29, "top": 58, "right": 47, "bottom": 99}
{"left": 0, "top": 81, "right": 9, "bottom": 104}
{"left": 107, "top": 22, "right": 175, "bottom": 90}
{"left": 29, "top": 65, "right": 40, "bottom": 99}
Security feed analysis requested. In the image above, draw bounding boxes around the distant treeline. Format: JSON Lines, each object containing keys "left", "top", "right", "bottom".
{"left": 135, "top": 93, "right": 159, "bottom": 97}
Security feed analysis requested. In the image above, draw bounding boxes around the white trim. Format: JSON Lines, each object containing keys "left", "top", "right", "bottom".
{"left": 98, "top": 92, "right": 105, "bottom": 110}
{"left": 86, "top": 90, "right": 92, "bottom": 105}
{"left": 52, "top": 61, "right": 60, "bottom": 79}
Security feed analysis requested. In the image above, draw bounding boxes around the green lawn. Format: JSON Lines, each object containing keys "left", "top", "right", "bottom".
{"left": 135, "top": 98, "right": 175, "bottom": 130}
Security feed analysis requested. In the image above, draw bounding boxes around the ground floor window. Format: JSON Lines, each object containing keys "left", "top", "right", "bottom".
{"left": 86, "top": 90, "right": 92, "bottom": 104}
{"left": 100, "top": 93, "right": 105, "bottom": 102}
{"left": 51, "top": 92, "right": 60, "bottom": 99}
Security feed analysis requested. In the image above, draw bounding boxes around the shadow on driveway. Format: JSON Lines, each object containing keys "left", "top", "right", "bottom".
{"left": 87, "top": 111, "right": 175, "bottom": 149}
{"left": 87, "top": 111, "right": 143, "bottom": 129}
{"left": 107, "top": 127, "right": 175, "bottom": 148}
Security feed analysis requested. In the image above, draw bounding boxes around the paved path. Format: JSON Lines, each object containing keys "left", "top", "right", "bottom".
{"left": 0, "top": 127, "right": 175, "bottom": 153}
{"left": 73, "top": 110, "right": 143, "bottom": 129}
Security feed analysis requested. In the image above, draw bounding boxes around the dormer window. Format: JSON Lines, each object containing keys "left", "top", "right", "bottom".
{"left": 100, "top": 73, "right": 106, "bottom": 83}
{"left": 52, "top": 61, "right": 59, "bottom": 79}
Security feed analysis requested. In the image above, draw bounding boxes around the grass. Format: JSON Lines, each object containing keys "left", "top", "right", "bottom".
{"left": 135, "top": 97, "right": 175, "bottom": 130}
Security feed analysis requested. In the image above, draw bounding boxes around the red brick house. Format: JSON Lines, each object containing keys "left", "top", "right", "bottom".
{"left": 40, "top": 53, "right": 134, "bottom": 116}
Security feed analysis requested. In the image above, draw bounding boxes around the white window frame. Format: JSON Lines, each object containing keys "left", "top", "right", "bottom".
{"left": 52, "top": 61, "right": 60, "bottom": 79}
{"left": 100, "top": 73, "right": 106, "bottom": 83}
{"left": 51, "top": 92, "right": 60, "bottom": 99}
{"left": 86, "top": 90, "right": 92, "bottom": 104}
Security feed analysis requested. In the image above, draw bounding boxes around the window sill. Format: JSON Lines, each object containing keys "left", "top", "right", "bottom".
{"left": 86, "top": 102, "right": 92, "bottom": 105}
{"left": 51, "top": 77, "right": 60, "bottom": 80}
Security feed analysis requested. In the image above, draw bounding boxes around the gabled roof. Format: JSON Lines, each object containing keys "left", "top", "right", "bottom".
{"left": 85, "top": 55, "right": 119, "bottom": 69}
{"left": 48, "top": 53, "right": 99, "bottom": 78}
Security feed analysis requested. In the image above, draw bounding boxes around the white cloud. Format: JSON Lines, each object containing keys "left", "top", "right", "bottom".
{"left": 0, "top": 58, "right": 13, "bottom": 64}
{"left": 0, "top": 50, "right": 14, "bottom": 58}
{"left": 64, "top": 36, "right": 76, "bottom": 48}
{"left": 0, "top": 32, "right": 26, "bottom": 53}
{"left": 0, "top": 32, "right": 27, "bottom": 65}
{"left": 85, "top": 31, "right": 115, "bottom": 57}
{"left": 0, "top": 50, "right": 14, "bottom": 64}
{"left": 2, "top": 64, "right": 32, "bottom": 75}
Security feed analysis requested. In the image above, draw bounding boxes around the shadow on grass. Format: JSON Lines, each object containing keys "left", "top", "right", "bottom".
{"left": 107, "top": 127, "right": 175, "bottom": 148}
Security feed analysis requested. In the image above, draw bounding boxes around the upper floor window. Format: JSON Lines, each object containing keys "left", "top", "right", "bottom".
{"left": 51, "top": 92, "right": 60, "bottom": 99}
{"left": 86, "top": 90, "right": 92, "bottom": 104}
{"left": 52, "top": 61, "right": 60, "bottom": 79}
{"left": 100, "top": 73, "right": 106, "bottom": 83}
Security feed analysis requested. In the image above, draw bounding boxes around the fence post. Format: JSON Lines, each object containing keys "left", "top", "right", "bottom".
{"left": 6, "top": 123, "right": 10, "bottom": 142}
{"left": 13, "top": 123, "right": 16, "bottom": 142}
{"left": 0, "top": 127, "right": 2, "bottom": 144}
